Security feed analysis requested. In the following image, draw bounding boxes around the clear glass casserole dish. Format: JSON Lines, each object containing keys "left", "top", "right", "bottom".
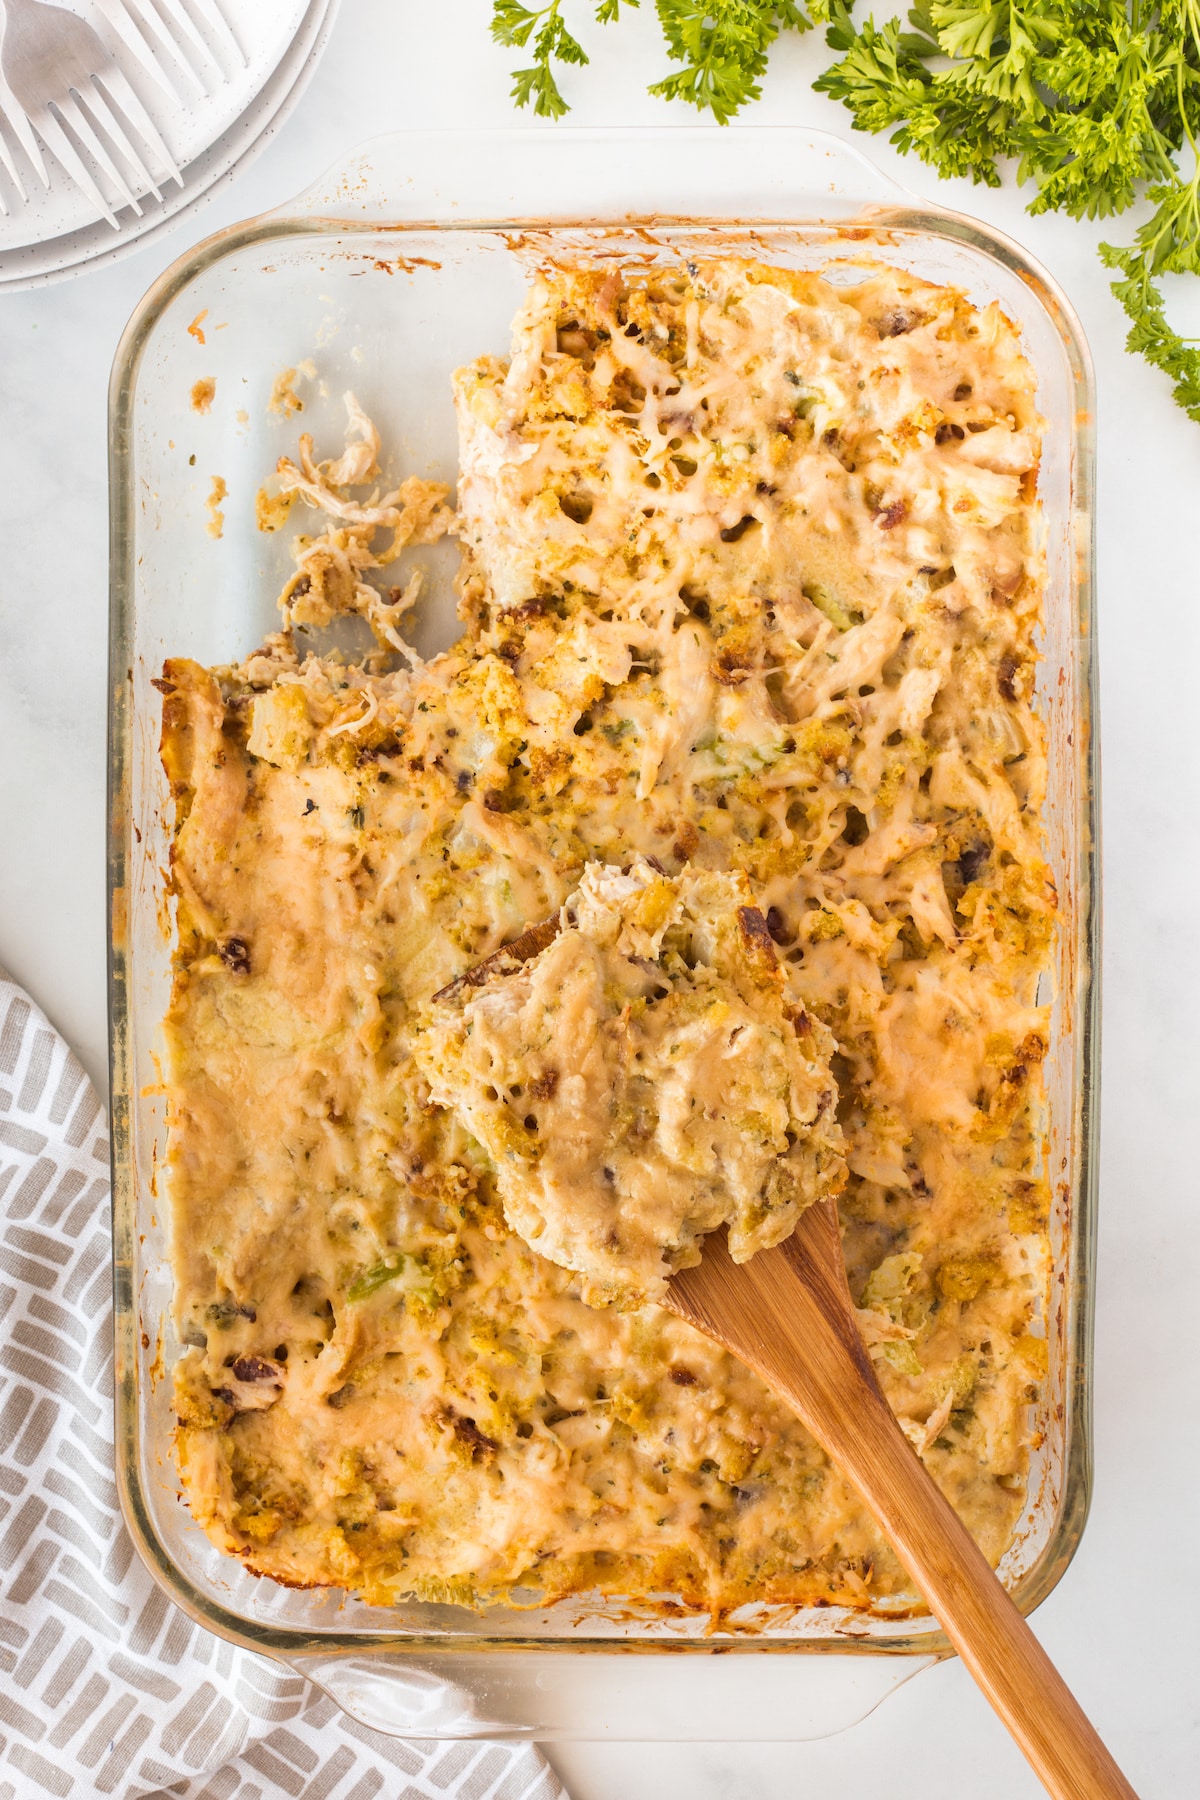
{"left": 107, "top": 126, "right": 1098, "bottom": 1742}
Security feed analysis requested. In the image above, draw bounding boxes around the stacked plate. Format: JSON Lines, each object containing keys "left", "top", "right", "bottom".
{"left": 0, "top": 0, "right": 338, "bottom": 291}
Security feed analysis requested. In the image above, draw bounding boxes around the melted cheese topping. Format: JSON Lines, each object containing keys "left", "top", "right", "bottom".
{"left": 162, "top": 259, "right": 1053, "bottom": 1617}
{"left": 418, "top": 859, "right": 845, "bottom": 1307}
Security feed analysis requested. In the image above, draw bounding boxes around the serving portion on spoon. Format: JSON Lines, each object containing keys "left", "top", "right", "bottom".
{"left": 419, "top": 858, "right": 845, "bottom": 1309}
{"left": 424, "top": 868, "right": 1137, "bottom": 1800}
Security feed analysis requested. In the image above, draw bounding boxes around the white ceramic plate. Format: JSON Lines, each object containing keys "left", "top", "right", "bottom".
{"left": 0, "top": 0, "right": 338, "bottom": 290}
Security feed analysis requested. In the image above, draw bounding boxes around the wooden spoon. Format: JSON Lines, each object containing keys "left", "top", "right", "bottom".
{"left": 436, "top": 918, "right": 1136, "bottom": 1796}
{"left": 667, "top": 1203, "right": 1137, "bottom": 1800}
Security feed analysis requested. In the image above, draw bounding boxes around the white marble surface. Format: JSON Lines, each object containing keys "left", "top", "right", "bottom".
{"left": 0, "top": 3, "right": 1195, "bottom": 1794}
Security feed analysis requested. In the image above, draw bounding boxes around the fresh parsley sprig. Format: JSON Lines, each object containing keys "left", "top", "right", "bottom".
{"left": 649, "top": 3, "right": 814, "bottom": 124}
{"left": 1100, "top": 165, "right": 1200, "bottom": 421}
{"left": 490, "top": 2, "right": 818, "bottom": 125}
{"left": 490, "top": 1, "right": 607, "bottom": 120}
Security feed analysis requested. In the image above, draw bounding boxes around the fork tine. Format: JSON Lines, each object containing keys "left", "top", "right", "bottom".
{"left": 91, "top": 0, "right": 186, "bottom": 106}
{"left": 114, "top": 0, "right": 211, "bottom": 95}
{"left": 94, "top": 66, "right": 181, "bottom": 189}
{"left": 180, "top": 0, "right": 247, "bottom": 68}
{"left": 31, "top": 106, "right": 120, "bottom": 228}
{"left": 76, "top": 80, "right": 162, "bottom": 202}
{"left": 0, "top": 80, "right": 50, "bottom": 187}
{"left": 137, "top": 0, "right": 224, "bottom": 87}
{"left": 58, "top": 91, "right": 143, "bottom": 212}
{"left": 0, "top": 103, "right": 30, "bottom": 203}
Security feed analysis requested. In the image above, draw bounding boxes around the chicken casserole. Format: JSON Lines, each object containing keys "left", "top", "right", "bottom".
{"left": 160, "top": 256, "right": 1053, "bottom": 1614}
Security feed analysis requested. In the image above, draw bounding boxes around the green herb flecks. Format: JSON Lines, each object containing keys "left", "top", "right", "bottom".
{"left": 347, "top": 1257, "right": 407, "bottom": 1303}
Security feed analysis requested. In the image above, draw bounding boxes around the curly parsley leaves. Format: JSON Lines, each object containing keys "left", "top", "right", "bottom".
{"left": 649, "top": 3, "right": 815, "bottom": 123}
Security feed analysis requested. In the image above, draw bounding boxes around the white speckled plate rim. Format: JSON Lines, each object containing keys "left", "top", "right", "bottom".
{"left": 0, "top": 0, "right": 339, "bottom": 292}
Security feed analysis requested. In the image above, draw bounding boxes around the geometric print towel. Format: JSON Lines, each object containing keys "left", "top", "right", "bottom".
{"left": 0, "top": 969, "right": 567, "bottom": 1800}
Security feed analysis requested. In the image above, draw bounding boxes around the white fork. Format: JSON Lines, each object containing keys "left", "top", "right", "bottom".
{"left": 157, "top": 0, "right": 245, "bottom": 69}
{"left": 0, "top": 70, "right": 45, "bottom": 210}
{"left": 101, "top": 0, "right": 245, "bottom": 101}
{"left": 91, "top": 1, "right": 192, "bottom": 104}
{"left": 1, "top": 0, "right": 182, "bottom": 228}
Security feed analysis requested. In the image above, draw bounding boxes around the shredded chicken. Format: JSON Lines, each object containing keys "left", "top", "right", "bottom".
{"left": 275, "top": 392, "right": 452, "bottom": 554}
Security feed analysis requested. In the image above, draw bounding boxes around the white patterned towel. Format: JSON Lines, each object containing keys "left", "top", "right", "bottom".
{"left": 0, "top": 969, "right": 566, "bottom": 1800}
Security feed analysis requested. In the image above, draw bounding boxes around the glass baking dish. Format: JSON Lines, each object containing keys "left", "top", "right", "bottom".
{"left": 107, "top": 126, "right": 1098, "bottom": 1742}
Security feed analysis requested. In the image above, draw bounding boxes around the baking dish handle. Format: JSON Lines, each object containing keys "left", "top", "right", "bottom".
{"left": 279, "top": 1645, "right": 938, "bottom": 1741}
{"left": 276, "top": 125, "right": 919, "bottom": 229}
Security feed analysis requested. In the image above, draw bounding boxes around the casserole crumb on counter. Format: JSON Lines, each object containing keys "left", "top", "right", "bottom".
{"left": 159, "top": 258, "right": 1054, "bottom": 1615}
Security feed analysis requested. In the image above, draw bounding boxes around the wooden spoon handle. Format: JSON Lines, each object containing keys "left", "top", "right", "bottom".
{"left": 825, "top": 1395, "right": 1135, "bottom": 1799}
{"left": 669, "top": 1218, "right": 1138, "bottom": 1799}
